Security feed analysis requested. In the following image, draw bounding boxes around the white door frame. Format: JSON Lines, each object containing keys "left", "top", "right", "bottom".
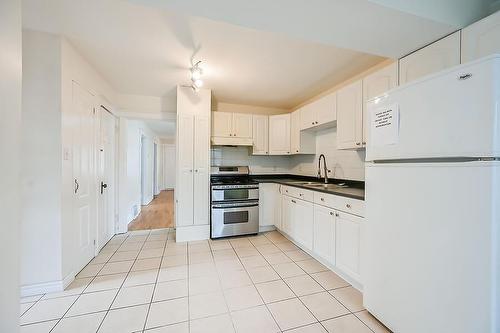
{"left": 96, "top": 106, "right": 116, "bottom": 253}
{"left": 140, "top": 134, "right": 147, "bottom": 205}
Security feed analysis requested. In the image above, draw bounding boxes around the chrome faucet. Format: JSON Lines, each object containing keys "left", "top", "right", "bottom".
{"left": 317, "top": 154, "right": 330, "bottom": 184}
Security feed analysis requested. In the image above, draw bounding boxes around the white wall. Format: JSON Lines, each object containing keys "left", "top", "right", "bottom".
{"left": 60, "top": 37, "right": 118, "bottom": 282}
{"left": 120, "top": 119, "right": 159, "bottom": 225}
{"left": 162, "top": 144, "right": 176, "bottom": 189}
{"left": 0, "top": 0, "right": 21, "bottom": 330}
{"left": 21, "top": 30, "right": 120, "bottom": 294}
{"left": 21, "top": 30, "right": 63, "bottom": 288}
{"left": 290, "top": 127, "right": 366, "bottom": 181}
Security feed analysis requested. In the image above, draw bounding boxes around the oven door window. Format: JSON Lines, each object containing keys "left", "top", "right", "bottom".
{"left": 224, "top": 210, "right": 249, "bottom": 224}
{"left": 224, "top": 189, "right": 249, "bottom": 201}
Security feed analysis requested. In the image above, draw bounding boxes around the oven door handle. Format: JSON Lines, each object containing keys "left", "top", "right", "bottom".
{"left": 212, "top": 203, "right": 259, "bottom": 209}
{"left": 211, "top": 186, "right": 259, "bottom": 190}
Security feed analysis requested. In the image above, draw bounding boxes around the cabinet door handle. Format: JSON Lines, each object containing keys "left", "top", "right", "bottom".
{"left": 299, "top": 193, "right": 303, "bottom": 196}
{"left": 335, "top": 213, "right": 339, "bottom": 217}
{"left": 291, "top": 199, "right": 296, "bottom": 204}
{"left": 74, "top": 179, "right": 79, "bottom": 194}
{"left": 311, "top": 122, "right": 314, "bottom": 125}
{"left": 320, "top": 197, "right": 325, "bottom": 202}
{"left": 315, "top": 121, "right": 318, "bottom": 124}
{"left": 362, "top": 141, "right": 366, "bottom": 145}
{"left": 195, "top": 169, "right": 199, "bottom": 173}
{"left": 346, "top": 203, "right": 351, "bottom": 209}
{"left": 356, "top": 142, "right": 361, "bottom": 146}
{"left": 330, "top": 211, "right": 334, "bottom": 216}
{"left": 229, "top": 134, "right": 232, "bottom": 136}
{"left": 234, "top": 133, "right": 237, "bottom": 136}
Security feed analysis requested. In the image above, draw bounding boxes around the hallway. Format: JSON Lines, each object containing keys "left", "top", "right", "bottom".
{"left": 128, "top": 191, "right": 175, "bottom": 231}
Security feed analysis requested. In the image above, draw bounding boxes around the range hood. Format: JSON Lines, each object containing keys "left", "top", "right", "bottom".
{"left": 211, "top": 136, "right": 253, "bottom": 146}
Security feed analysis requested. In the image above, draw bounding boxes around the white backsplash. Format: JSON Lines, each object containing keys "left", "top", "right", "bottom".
{"left": 290, "top": 127, "right": 366, "bottom": 181}
{"left": 211, "top": 127, "right": 366, "bottom": 180}
{"left": 211, "top": 146, "right": 290, "bottom": 174}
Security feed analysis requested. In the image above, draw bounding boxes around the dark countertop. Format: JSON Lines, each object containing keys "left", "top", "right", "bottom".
{"left": 250, "top": 174, "right": 365, "bottom": 200}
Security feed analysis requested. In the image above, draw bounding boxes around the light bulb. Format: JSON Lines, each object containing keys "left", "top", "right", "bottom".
{"left": 193, "top": 79, "right": 203, "bottom": 88}
{"left": 191, "top": 68, "right": 202, "bottom": 80}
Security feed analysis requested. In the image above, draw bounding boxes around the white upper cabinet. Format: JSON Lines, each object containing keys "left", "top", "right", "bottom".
{"left": 233, "top": 113, "right": 252, "bottom": 138}
{"left": 212, "top": 112, "right": 253, "bottom": 145}
{"left": 252, "top": 115, "right": 269, "bottom": 155}
{"left": 269, "top": 114, "right": 291, "bottom": 155}
{"left": 291, "top": 110, "right": 315, "bottom": 154}
{"left": 212, "top": 112, "right": 232, "bottom": 138}
{"left": 300, "top": 92, "right": 337, "bottom": 130}
{"left": 362, "top": 62, "right": 398, "bottom": 145}
{"left": 461, "top": 10, "right": 500, "bottom": 63}
{"left": 399, "top": 31, "right": 461, "bottom": 85}
{"left": 336, "top": 80, "right": 363, "bottom": 150}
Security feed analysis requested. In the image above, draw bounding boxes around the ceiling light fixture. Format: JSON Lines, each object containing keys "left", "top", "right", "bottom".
{"left": 190, "top": 60, "right": 204, "bottom": 91}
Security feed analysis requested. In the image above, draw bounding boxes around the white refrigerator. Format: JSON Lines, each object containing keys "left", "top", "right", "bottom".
{"left": 364, "top": 55, "right": 500, "bottom": 333}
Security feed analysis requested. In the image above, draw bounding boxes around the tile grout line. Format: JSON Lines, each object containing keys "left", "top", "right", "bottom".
{"left": 210, "top": 239, "right": 242, "bottom": 333}
{"left": 269, "top": 230, "right": 376, "bottom": 333}
{"left": 228, "top": 235, "right": 284, "bottom": 332}
{"left": 141, "top": 228, "right": 171, "bottom": 332}
{"left": 43, "top": 233, "right": 129, "bottom": 332}
{"left": 95, "top": 229, "right": 154, "bottom": 333}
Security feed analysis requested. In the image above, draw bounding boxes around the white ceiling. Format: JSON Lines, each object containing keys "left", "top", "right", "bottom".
{"left": 21, "top": 0, "right": 493, "bottom": 111}
{"left": 22, "top": 0, "right": 387, "bottom": 110}
{"left": 143, "top": 120, "right": 176, "bottom": 138}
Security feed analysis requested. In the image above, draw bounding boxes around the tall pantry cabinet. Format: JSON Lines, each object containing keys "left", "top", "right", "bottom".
{"left": 176, "top": 86, "right": 211, "bottom": 242}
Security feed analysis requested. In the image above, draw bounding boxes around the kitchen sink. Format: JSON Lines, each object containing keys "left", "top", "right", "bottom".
{"left": 287, "top": 181, "right": 318, "bottom": 185}
{"left": 305, "top": 183, "right": 349, "bottom": 190}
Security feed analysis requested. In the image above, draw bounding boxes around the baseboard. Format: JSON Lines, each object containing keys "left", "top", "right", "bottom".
{"left": 276, "top": 228, "right": 363, "bottom": 291}
{"left": 259, "top": 225, "right": 276, "bottom": 233}
{"left": 176, "top": 225, "right": 210, "bottom": 242}
{"left": 20, "top": 272, "right": 75, "bottom": 297}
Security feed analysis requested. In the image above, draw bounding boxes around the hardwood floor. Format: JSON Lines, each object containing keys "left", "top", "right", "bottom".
{"left": 128, "top": 190, "right": 174, "bottom": 231}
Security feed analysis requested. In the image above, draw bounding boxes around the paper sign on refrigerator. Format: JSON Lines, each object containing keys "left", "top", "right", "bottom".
{"left": 370, "top": 103, "right": 399, "bottom": 146}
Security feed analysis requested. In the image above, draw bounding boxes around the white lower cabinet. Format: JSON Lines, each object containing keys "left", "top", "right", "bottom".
{"left": 276, "top": 185, "right": 364, "bottom": 286}
{"left": 335, "top": 211, "right": 362, "bottom": 283}
{"left": 281, "top": 194, "right": 314, "bottom": 251}
{"left": 313, "top": 205, "right": 336, "bottom": 266}
{"left": 259, "top": 183, "right": 281, "bottom": 230}
{"left": 292, "top": 198, "right": 314, "bottom": 251}
{"left": 282, "top": 195, "right": 293, "bottom": 235}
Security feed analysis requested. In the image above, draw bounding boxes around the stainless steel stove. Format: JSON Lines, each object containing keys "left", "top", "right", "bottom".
{"left": 210, "top": 166, "right": 259, "bottom": 239}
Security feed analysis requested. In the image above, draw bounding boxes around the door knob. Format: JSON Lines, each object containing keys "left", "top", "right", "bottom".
{"left": 100, "top": 181, "right": 108, "bottom": 194}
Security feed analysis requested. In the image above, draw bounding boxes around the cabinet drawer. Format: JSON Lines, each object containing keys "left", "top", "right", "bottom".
{"left": 281, "top": 185, "right": 314, "bottom": 202}
{"left": 313, "top": 192, "right": 365, "bottom": 217}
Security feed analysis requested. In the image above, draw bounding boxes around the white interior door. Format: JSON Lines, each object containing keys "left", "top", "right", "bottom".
{"left": 97, "top": 107, "right": 115, "bottom": 252}
{"left": 72, "top": 82, "right": 97, "bottom": 270}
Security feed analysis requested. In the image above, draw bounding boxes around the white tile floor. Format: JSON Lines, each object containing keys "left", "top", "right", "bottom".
{"left": 20, "top": 229, "right": 391, "bottom": 333}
